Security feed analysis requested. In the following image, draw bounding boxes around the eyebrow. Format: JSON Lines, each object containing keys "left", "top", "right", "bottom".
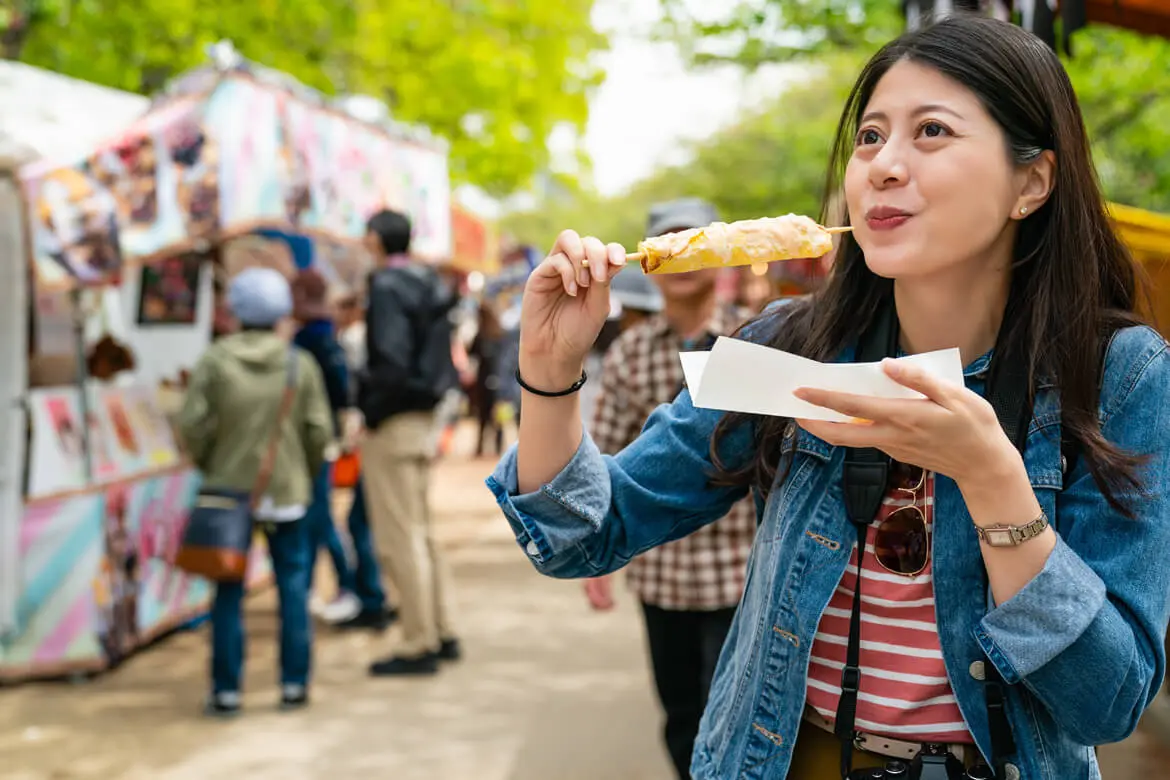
{"left": 860, "top": 104, "right": 966, "bottom": 124}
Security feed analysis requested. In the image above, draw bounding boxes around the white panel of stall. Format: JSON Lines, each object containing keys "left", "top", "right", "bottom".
{"left": 118, "top": 260, "right": 213, "bottom": 387}
{"left": 0, "top": 176, "right": 29, "bottom": 638}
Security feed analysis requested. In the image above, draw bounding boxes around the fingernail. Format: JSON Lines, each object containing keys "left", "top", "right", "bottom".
{"left": 848, "top": 417, "right": 875, "bottom": 426}
{"left": 568, "top": 282, "right": 578, "bottom": 297}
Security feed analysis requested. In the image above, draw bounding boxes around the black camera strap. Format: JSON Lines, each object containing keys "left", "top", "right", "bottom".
{"left": 835, "top": 298, "right": 1023, "bottom": 779}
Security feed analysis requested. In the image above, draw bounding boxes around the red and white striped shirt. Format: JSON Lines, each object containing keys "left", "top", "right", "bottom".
{"left": 805, "top": 472, "right": 973, "bottom": 744}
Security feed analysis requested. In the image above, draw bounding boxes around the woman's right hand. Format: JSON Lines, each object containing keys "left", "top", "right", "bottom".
{"left": 518, "top": 230, "right": 627, "bottom": 389}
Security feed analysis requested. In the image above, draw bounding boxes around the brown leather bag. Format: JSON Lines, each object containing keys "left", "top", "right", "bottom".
{"left": 174, "top": 352, "right": 298, "bottom": 582}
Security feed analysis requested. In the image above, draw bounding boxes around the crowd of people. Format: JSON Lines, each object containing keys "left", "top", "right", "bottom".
{"left": 177, "top": 207, "right": 504, "bottom": 716}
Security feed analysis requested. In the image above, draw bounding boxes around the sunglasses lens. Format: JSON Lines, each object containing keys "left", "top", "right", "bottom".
{"left": 875, "top": 508, "right": 928, "bottom": 575}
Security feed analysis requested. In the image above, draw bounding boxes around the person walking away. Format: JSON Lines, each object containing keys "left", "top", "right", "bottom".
{"left": 178, "top": 267, "right": 333, "bottom": 716}
{"left": 582, "top": 199, "right": 757, "bottom": 779}
{"left": 470, "top": 303, "right": 506, "bottom": 457}
{"left": 359, "top": 208, "right": 462, "bottom": 676}
{"left": 290, "top": 269, "right": 361, "bottom": 622}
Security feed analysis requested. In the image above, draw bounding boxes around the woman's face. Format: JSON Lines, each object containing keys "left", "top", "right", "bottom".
{"left": 845, "top": 60, "right": 1027, "bottom": 281}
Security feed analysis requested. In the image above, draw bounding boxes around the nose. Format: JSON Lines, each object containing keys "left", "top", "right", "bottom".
{"left": 867, "top": 140, "right": 909, "bottom": 189}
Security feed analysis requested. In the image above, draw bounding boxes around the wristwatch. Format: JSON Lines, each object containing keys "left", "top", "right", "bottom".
{"left": 975, "top": 512, "right": 1050, "bottom": 547}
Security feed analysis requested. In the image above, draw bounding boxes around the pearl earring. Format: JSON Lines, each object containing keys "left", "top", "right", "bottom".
{"left": 1019, "top": 206, "right": 1028, "bottom": 215}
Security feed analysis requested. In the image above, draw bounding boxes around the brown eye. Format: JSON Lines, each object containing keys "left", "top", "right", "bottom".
{"left": 856, "top": 128, "right": 882, "bottom": 146}
{"left": 920, "top": 121, "right": 950, "bottom": 138}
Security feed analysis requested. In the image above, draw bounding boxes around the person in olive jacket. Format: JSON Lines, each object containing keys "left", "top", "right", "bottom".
{"left": 179, "top": 267, "right": 333, "bottom": 717}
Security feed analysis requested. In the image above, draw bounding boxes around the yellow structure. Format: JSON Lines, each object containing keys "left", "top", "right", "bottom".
{"left": 1109, "top": 202, "right": 1170, "bottom": 337}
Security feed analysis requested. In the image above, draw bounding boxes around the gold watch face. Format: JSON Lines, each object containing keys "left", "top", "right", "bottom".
{"left": 983, "top": 528, "right": 1019, "bottom": 547}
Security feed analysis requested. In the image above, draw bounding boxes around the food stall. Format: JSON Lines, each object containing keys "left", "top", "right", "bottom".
{"left": 0, "top": 55, "right": 452, "bottom": 681}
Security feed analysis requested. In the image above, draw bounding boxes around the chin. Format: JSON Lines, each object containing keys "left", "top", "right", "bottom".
{"left": 857, "top": 238, "right": 931, "bottom": 280}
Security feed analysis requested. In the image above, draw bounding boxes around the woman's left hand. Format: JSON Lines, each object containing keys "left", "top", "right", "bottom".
{"left": 793, "top": 358, "right": 1019, "bottom": 487}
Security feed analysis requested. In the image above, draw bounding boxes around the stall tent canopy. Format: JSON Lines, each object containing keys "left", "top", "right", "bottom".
{"left": 0, "top": 61, "right": 148, "bottom": 167}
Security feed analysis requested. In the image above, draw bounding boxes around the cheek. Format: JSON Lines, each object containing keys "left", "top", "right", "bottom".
{"left": 921, "top": 155, "right": 1014, "bottom": 245}
{"left": 843, "top": 159, "right": 866, "bottom": 222}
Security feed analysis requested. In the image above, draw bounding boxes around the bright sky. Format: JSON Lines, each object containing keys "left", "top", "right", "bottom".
{"left": 457, "top": 0, "right": 804, "bottom": 216}
{"left": 581, "top": 0, "right": 803, "bottom": 196}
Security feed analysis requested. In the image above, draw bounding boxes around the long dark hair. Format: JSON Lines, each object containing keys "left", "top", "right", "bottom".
{"left": 712, "top": 14, "right": 1148, "bottom": 512}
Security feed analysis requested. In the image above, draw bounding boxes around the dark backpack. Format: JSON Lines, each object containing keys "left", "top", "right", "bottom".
{"left": 406, "top": 266, "right": 460, "bottom": 408}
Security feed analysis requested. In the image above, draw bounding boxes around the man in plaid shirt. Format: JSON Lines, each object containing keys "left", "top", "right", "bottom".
{"left": 584, "top": 198, "right": 757, "bottom": 779}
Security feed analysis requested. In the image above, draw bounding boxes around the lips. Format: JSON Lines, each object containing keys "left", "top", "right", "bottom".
{"left": 865, "top": 206, "right": 913, "bottom": 231}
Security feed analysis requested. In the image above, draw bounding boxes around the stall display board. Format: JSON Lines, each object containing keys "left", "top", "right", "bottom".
{"left": 0, "top": 466, "right": 273, "bottom": 681}
{"left": 19, "top": 71, "right": 452, "bottom": 292}
{"left": 26, "top": 384, "right": 181, "bottom": 500}
{"left": 0, "top": 469, "right": 203, "bottom": 679}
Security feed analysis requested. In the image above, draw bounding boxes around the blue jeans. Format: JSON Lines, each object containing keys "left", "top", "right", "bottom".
{"left": 306, "top": 464, "right": 356, "bottom": 594}
{"left": 210, "top": 519, "right": 312, "bottom": 694}
{"left": 347, "top": 477, "right": 387, "bottom": 613}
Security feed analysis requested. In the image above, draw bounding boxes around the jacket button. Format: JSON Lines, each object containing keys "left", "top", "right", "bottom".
{"left": 968, "top": 661, "right": 986, "bottom": 681}
{"left": 1003, "top": 763, "right": 1020, "bottom": 780}
{"left": 525, "top": 540, "right": 539, "bottom": 557}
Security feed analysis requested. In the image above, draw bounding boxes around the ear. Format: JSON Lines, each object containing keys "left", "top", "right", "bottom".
{"left": 1014, "top": 149, "right": 1056, "bottom": 219}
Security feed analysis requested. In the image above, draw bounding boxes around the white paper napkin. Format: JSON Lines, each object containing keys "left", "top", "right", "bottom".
{"left": 680, "top": 337, "right": 965, "bottom": 422}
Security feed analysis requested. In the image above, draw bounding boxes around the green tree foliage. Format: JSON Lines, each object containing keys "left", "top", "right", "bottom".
{"left": 655, "top": 1, "right": 1170, "bottom": 212}
{"left": 3, "top": 0, "right": 605, "bottom": 194}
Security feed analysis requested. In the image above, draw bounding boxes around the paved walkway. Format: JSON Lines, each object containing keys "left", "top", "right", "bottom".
{"left": 2, "top": 449, "right": 1169, "bottom": 779}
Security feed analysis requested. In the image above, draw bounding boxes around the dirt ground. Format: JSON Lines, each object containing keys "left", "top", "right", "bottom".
{"left": 3, "top": 444, "right": 1169, "bottom": 779}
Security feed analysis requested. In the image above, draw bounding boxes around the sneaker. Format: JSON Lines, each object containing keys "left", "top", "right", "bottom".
{"left": 368, "top": 653, "right": 439, "bottom": 677}
{"left": 204, "top": 691, "right": 241, "bottom": 718}
{"left": 335, "top": 605, "right": 397, "bottom": 632}
{"left": 280, "top": 684, "right": 309, "bottom": 711}
{"left": 437, "top": 638, "right": 462, "bottom": 662}
{"left": 320, "top": 592, "right": 362, "bottom": 624}
{"left": 309, "top": 595, "right": 328, "bottom": 617}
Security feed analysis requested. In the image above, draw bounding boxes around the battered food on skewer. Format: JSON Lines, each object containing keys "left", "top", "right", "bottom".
{"left": 629, "top": 213, "right": 850, "bottom": 275}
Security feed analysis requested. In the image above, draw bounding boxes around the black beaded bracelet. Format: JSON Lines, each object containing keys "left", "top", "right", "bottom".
{"left": 515, "top": 368, "right": 588, "bottom": 398}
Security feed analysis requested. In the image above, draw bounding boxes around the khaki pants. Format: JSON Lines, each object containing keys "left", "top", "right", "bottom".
{"left": 361, "top": 412, "right": 457, "bottom": 656}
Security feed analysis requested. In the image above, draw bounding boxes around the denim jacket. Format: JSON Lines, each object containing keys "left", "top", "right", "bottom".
{"left": 487, "top": 316, "right": 1170, "bottom": 780}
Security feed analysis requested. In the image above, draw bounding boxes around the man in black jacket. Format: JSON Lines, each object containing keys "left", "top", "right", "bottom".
{"left": 359, "top": 209, "right": 461, "bottom": 676}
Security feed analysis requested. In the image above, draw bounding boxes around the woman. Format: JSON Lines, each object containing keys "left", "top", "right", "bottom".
{"left": 179, "top": 267, "right": 333, "bottom": 716}
{"left": 487, "top": 16, "right": 1170, "bottom": 780}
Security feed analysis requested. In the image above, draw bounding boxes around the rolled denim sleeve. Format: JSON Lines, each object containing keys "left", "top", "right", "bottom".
{"left": 487, "top": 434, "right": 612, "bottom": 574}
{"left": 976, "top": 332, "right": 1170, "bottom": 745}
{"left": 486, "top": 389, "right": 753, "bottom": 579}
